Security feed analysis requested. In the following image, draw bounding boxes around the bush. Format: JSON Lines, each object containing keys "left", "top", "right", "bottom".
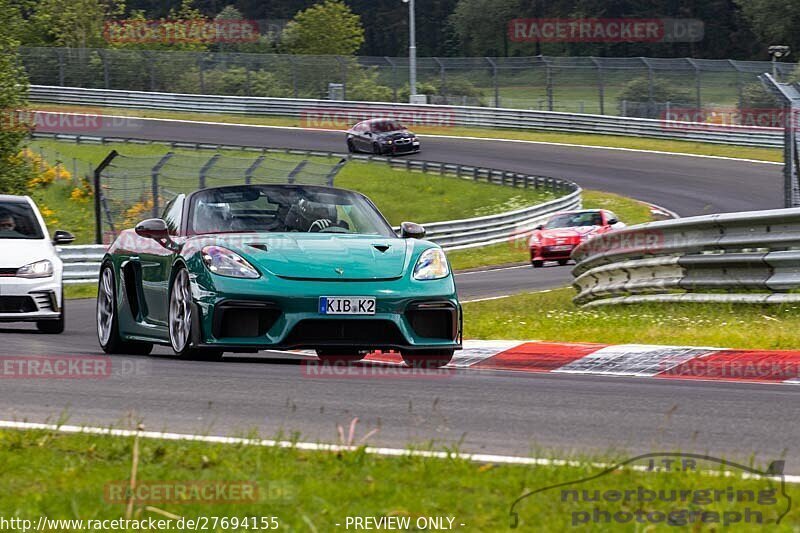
{"left": 739, "top": 82, "right": 779, "bottom": 109}
{"left": 616, "top": 77, "right": 692, "bottom": 118}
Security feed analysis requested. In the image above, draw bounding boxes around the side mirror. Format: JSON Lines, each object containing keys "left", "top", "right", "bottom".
{"left": 52, "top": 230, "right": 75, "bottom": 245}
{"left": 535, "top": 224, "right": 545, "bottom": 231}
{"left": 607, "top": 218, "right": 619, "bottom": 225}
{"left": 400, "top": 221, "right": 426, "bottom": 239}
{"left": 135, "top": 218, "right": 169, "bottom": 240}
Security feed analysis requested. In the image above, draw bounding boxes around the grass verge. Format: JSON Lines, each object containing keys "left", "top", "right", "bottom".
{"left": 29, "top": 139, "right": 554, "bottom": 244}
{"left": 64, "top": 284, "right": 97, "bottom": 300}
{"left": 446, "top": 189, "right": 653, "bottom": 271}
{"left": 464, "top": 287, "right": 800, "bottom": 350}
{"left": 30, "top": 103, "right": 782, "bottom": 163}
{"left": 1, "top": 428, "right": 795, "bottom": 531}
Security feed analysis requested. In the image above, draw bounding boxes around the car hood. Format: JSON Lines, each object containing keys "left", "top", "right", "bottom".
{"left": 0, "top": 238, "right": 55, "bottom": 268}
{"left": 205, "top": 233, "right": 410, "bottom": 281}
{"left": 376, "top": 130, "right": 414, "bottom": 141}
{"left": 538, "top": 227, "right": 600, "bottom": 242}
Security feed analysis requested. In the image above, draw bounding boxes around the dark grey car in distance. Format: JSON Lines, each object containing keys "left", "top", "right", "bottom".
{"left": 346, "top": 119, "right": 420, "bottom": 155}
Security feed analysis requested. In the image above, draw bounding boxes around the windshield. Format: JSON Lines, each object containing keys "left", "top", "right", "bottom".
{"left": 0, "top": 201, "right": 44, "bottom": 240}
{"left": 189, "top": 185, "right": 396, "bottom": 237}
{"left": 371, "top": 120, "right": 405, "bottom": 133}
{"left": 545, "top": 212, "right": 603, "bottom": 229}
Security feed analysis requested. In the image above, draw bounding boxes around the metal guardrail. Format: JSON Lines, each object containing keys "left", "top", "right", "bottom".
{"left": 29, "top": 85, "right": 783, "bottom": 148}
{"left": 53, "top": 136, "right": 580, "bottom": 284}
{"left": 571, "top": 208, "right": 800, "bottom": 306}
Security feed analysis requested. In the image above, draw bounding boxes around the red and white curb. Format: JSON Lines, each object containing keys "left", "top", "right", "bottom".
{"left": 362, "top": 341, "right": 800, "bottom": 385}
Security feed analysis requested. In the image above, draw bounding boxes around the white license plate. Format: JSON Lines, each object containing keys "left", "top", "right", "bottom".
{"left": 319, "top": 297, "right": 376, "bottom": 315}
{"left": 550, "top": 245, "right": 573, "bottom": 251}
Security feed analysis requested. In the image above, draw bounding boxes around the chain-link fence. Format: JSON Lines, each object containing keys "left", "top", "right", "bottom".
{"left": 96, "top": 150, "right": 346, "bottom": 242}
{"left": 19, "top": 47, "right": 800, "bottom": 117}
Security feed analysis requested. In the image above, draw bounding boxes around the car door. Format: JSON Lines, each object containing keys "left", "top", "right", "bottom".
{"left": 139, "top": 195, "right": 185, "bottom": 326}
{"left": 355, "top": 122, "right": 372, "bottom": 151}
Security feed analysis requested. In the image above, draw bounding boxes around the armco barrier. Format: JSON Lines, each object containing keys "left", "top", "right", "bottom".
{"left": 29, "top": 85, "right": 783, "bottom": 148}
{"left": 54, "top": 138, "right": 580, "bottom": 284}
{"left": 571, "top": 208, "right": 800, "bottom": 306}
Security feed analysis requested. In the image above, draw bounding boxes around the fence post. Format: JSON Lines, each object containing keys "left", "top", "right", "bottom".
{"left": 198, "top": 154, "right": 220, "bottom": 189}
{"left": 544, "top": 58, "right": 553, "bottom": 111}
{"left": 93, "top": 150, "right": 119, "bottom": 244}
{"left": 730, "top": 59, "right": 744, "bottom": 111}
{"left": 151, "top": 153, "right": 174, "bottom": 218}
{"left": 100, "top": 49, "right": 110, "bottom": 89}
{"left": 198, "top": 55, "right": 206, "bottom": 94}
{"left": 385, "top": 56, "right": 398, "bottom": 102}
{"left": 289, "top": 56, "right": 298, "bottom": 98}
{"left": 687, "top": 58, "right": 701, "bottom": 109}
{"left": 486, "top": 57, "right": 499, "bottom": 107}
{"left": 245, "top": 155, "right": 265, "bottom": 185}
{"left": 433, "top": 57, "right": 446, "bottom": 102}
{"left": 336, "top": 56, "right": 347, "bottom": 100}
{"left": 57, "top": 49, "right": 65, "bottom": 86}
{"left": 591, "top": 57, "right": 604, "bottom": 115}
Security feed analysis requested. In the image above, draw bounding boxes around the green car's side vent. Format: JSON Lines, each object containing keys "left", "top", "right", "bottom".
{"left": 248, "top": 244, "right": 268, "bottom": 252}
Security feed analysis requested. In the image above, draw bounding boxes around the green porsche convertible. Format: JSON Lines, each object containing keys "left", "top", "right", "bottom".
{"left": 96, "top": 184, "right": 462, "bottom": 367}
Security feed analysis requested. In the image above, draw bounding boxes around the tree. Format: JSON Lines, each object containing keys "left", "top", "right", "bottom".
{"left": 281, "top": 0, "right": 365, "bottom": 56}
{"left": 734, "top": 0, "right": 800, "bottom": 59}
{"left": 0, "top": 0, "right": 34, "bottom": 195}
{"left": 28, "top": 0, "right": 124, "bottom": 48}
{"left": 449, "top": 0, "right": 528, "bottom": 56}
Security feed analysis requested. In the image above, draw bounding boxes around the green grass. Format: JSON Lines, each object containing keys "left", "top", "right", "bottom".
{"left": 465, "top": 287, "right": 800, "bottom": 350}
{"left": 27, "top": 139, "right": 556, "bottom": 244}
{"left": 64, "top": 284, "right": 97, "bottom": 300}
{"left": 446, "top": 189, "right": 653, "bottom": 271}
{"left": 30, "top": 103, "right": 782, "bottom": 163}
{"left": 1, "top": 428, "right": 796, "bottom": 531}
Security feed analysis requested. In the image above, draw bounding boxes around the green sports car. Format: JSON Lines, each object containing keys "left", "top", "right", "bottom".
{"left": 96, "top": 184, "right": 461, "bottom": 367}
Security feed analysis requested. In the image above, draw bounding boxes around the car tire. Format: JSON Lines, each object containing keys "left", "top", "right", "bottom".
{"left": 316, "top": 349, "right": 365, "bottom": 364}
{"left": 558, "top": 259, "right": 569, "bottom": 266}
{"left": 532, "top": 260, "right": 544, "bottom": 268}
{"left": 401, "top": 349, "right": 454, "bottom": 369}
{"left": 97, "top": 264, "right": 153, "bottom": 355}
{"left": 37, "top": 290, "right": 65, "bottom": 334}
{"left": 168, "top": 267, "right": 223, "bottom": 362}
{"left": 372, "top": 142, "right": 382, "bottom": 155}
{"left": 347, "top": 139, "right": 356, "bottom": 153}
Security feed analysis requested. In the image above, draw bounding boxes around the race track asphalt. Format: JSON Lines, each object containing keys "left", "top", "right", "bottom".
{"left": 6, "top": 113, "right": 795, "bottom": 473}
{"left": 2, "top": 299, "right": 798, "bottom": 473}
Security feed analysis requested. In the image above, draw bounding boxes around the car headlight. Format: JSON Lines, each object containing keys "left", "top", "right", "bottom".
{"left": 529, "top": 236, "right": 540, "bottom": 246}
{"left": 17, "top": 260, "right": 53, "bottom": 278}
{"left": 201, "top": 246, "right": 260, "bottom": 279}
{"left": 386, "top": 140, "right": 393, "bottom": 145}
{"left": 413, "top": 248, "right": 450, "bottom": 280}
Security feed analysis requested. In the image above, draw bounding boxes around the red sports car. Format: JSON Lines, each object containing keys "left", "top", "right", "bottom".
{"left": 529, "top": 209, "right": 625, "bottom": 268}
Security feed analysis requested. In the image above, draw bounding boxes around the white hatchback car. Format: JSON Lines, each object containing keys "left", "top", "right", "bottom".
{"left": 0, "top": 195, "right": 74, "bottom": 333}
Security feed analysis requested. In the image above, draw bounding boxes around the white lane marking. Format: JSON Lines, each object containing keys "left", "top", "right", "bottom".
{"left": 461, "top": 295, "right": 511, "bottom": 304}
{"left": 461, "top": 288, "right": 558, "bottom": 304}
{"left": 2, "top": 420, "right": 797, "bottom": 482}
{"left": 455, "top": 265, "right": 531, "bottom": 276}
{"left": 32, "top": 110, "right": 780, "bottom": 165}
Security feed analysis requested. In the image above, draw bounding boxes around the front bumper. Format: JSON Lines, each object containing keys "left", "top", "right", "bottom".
{"left": 381, "top": 140, "right": 420, "bottom": 155}
{"left": 192, "top": 274, "right": 461, "bottom": 352}
{"left": 0, "top": 276, "right": 62, "bottom": 322}
{"left": 530, "top": 244, "right": 579, "bottom": 262}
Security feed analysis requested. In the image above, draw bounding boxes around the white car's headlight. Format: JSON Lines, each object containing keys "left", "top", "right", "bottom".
{"left": 201, "top": 246, "right": 260, "bottom": 279}
{"left": 17, "top": 260, "right": 53, "bottom": 279}
{"left": 413, "top": 248, "right": 450, "bottom": 280}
